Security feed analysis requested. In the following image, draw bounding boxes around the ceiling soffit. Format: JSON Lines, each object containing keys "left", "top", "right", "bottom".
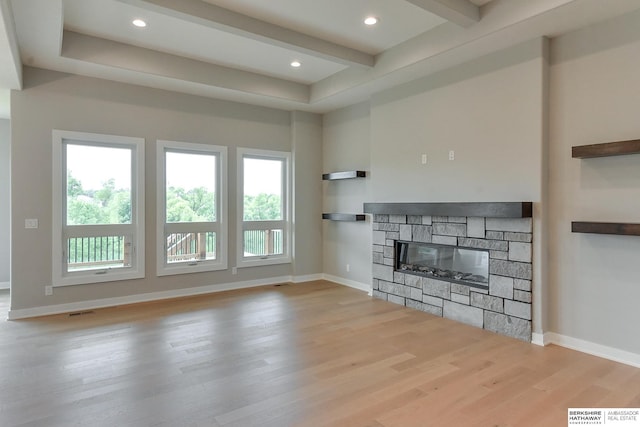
{"left": 115, "top": 0, "right": 376, "bottom": 68}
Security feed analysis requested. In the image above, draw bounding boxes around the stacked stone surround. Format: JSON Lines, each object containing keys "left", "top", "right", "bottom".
{"left": 371, "top": 214, "right": 533, "bottom": 342}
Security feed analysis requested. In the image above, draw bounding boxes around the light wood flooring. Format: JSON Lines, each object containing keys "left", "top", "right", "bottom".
{"left": 0, "top": 282, "right": 638, "bottom": 426}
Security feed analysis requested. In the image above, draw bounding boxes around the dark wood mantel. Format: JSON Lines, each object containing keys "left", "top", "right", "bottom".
{"left": 572, "top": 139, "right": 640, "bottom": 158}
{"left": 363, "top": 202, "right": 532, "bottom": 218}
{"left": 571, "top": 221, "right": 640, "bottom": 236}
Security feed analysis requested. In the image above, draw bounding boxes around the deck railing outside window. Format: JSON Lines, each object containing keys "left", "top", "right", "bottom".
{"left": 165, "top": 232, "right": 216, "bottom": 263}
{"left": 68, "top": 230, "right": 281, "bottom": 271}
{"left": 244, "top": 229, "right": 283, "bottom": 257}
{"left": 67, "top": 236, "right": 131, "bottom": 271}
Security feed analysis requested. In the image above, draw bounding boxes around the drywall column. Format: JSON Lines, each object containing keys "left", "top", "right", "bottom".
{"left": 290, "top": 111, "right": 323, "bottom": 279}
{"left": 322, "top": 102, "right": 372, "bottom": 291}
{"left": 548, "top": 10, "right": 640, "bottom": 357}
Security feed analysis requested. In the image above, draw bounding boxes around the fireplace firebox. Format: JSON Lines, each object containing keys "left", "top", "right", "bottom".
{"left": 395, "top": 241, "right": 489, "bottom": 289}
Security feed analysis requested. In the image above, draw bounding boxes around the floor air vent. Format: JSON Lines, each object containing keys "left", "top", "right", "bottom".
{"left": 69, "top": 310, "right": 95, "bottom": 316}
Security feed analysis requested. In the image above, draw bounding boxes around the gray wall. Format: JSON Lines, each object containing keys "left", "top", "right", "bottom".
{"left": 322, "top": 102, "right": 372, "bottom": 289}
{"left": 548, "top": 10, "right": 640, "bottom": 354}
{"left": 0, "top": 118, "right": 9, "bottom": 287}
{"left": 369, "top": 38, "right": 546, "bottom": 204}
{"left": 10, "top": 67, "right": 322, "bottom": 311}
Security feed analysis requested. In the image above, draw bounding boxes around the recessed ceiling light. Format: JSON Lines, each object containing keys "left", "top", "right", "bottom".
{"left": 132, "top": 19, "right": 147, "bottom": 28}
{"left": 290, "top": 61, "right": 301, "bottom": 68}
{"left": 364, "top": 16, "right": 378, "bottom": 26}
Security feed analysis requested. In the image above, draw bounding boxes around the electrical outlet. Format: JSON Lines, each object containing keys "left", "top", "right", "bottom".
{"left": 45, "top": 286, "right": 53, "bottom": 296}
{"left": 232, "top": 267, "right": 237, "bottom": 275}
{"left": 346, "top": 264, "right": 350, "bottom": 272}
{"left": 448, "top": 150, "right": 455, "bottom": 161}
{"left": 421, "top": 154, "right": 427, "bottom": 164}
{"left": 25, "top": 219, "right": 39, "bottom": 229}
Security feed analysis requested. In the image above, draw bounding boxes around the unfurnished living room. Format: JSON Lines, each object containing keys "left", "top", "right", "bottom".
{"left": 1, "top": 0, "right": 640, "bottom": 426}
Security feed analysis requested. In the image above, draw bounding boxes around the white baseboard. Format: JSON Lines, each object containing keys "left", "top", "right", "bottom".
{"left": 0, "top": 281, "right": 9, "bottom": 290}
{"left": 6, "top": 274, "right": 331, "bottom": 320}
{"left": 533, "top": 331, "right": 640, "bottom": 368}
{"left": 8, "top": 275, "right": 306, "bottom": 320}
{"left": 291, "top": 273, "right": 324, "bottom": 283}
{"left": 531, "top": 332, "right": 546, "bottom": 346}
{"left": 323, "top": 274, "right": 371, "bottom": 294}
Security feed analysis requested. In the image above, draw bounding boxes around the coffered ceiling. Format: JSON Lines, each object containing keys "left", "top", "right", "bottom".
{"left": 0, "top": 0, "right": 639, "bottom": 116}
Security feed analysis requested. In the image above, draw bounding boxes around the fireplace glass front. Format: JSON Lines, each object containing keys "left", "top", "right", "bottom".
{"left": 395, "top": 241, "right": 489, "bottom": 289}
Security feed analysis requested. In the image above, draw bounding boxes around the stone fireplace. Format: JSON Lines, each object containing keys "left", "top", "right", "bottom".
{"left": 364, "top": 202, "right": 533, "bottom": 342}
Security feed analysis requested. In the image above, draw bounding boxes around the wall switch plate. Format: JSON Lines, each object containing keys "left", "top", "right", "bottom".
{"left": 45, "top": 286, "right": 53, "bottom": 296}
{"left": 421, "top": 154, "right": 427, "bottom": 164}
{"left": 346, "top": 264, "right": 350, "bottom": 272}
{"left": 25, "top": 219, "right": 39, "bottom": 229}
{"left": 448, "top": 150, "right": 455, "bottom": 161}
{"left": 232, "top": 267, "right": 237, "bottom": 275}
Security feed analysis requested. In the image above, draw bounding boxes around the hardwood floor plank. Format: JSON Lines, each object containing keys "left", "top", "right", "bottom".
{"left": 0, "top": 283, "right": 638, "bottom": 427}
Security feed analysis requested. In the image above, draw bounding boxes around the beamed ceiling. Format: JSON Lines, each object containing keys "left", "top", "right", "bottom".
{"left": 0, "top": 0, "right": 640, "bottom": 116}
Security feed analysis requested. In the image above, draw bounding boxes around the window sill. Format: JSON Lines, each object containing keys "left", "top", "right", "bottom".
{"left": 157, "top": 261, "right": 228, "bottom": 277}
{"left": 237, "top": 256, "right": 291, "bottom": 269}
{"left": 53, "top": 269, "right": 144, "bottom": 287}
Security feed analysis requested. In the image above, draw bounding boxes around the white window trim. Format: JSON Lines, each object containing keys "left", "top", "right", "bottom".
{"left": 156, "top": 140, "right": 227, "bottom": 276}
{"left": 52, "top": 130, "right": 145, "bottom": 287}
{"left": 237, "top": 147, "right": 292, "bottom": 268}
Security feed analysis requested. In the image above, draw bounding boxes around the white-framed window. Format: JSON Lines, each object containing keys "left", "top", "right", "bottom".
{"left": 157, "top": 140, "right": 227, "bottom": 276}
{"left": 237, "top": 148, "right": 291, "bottom": 268}
{"left": 52, "top": 130, "right": 145, "bottom": 286}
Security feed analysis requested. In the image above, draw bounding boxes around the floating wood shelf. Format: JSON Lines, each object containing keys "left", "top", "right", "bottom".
{"left": 572, "top": 139, "right": 640, "bottom": 158}
{"left": 363, "top": 202, "right": 532, "bottom": 218}
{"left": 322, "top": 170, "right": 366, "bottom": 180}
{"left": 571, "top": 221, "right": 640, "bottom": 236}
{"left": 322, "top": 213, "right": 366, "bottom": 222}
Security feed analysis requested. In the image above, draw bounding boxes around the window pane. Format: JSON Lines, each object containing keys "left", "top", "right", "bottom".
{"left": 243, "top": 158, "right": 282, "bottom": 221}
{"left": 66, "top": 144, "right": 132, "bottom": 225}
{"left": 166, "top": 151, "right": 217, "bottom": 223}
{"left": 243, "top": 229, "right": 283, "bottom": 257}
{"left": 67, "top": 235, "right": 132, "bottom": 271}
{"left": 166, "top": 232, "right": 216, "bottom": 263}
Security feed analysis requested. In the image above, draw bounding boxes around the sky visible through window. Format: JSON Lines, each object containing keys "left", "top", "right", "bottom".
{"left": 243, "top": 157, "right": 282, "bottom": 197}
{"left": 67, "top": 145, "right": 280, "bottom": 196}
{"left": 66, "top": 144, "right": 131, "bottom": 191}
{"left": 166, "top": 151, "right": 216, "bottom": 193}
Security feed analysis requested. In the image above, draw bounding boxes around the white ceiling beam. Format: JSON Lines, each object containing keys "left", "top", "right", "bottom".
{"left": 404, "top": 0, "right": 480, "bottom": 27}
{"left": 0, "top": 0, "right": 22, "bottom": 89}
{"left": 115, "top": 0, "right": 374, "bottom": 68}
{"left": 61, "top": 30, "right": 310, "bottom": 103}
